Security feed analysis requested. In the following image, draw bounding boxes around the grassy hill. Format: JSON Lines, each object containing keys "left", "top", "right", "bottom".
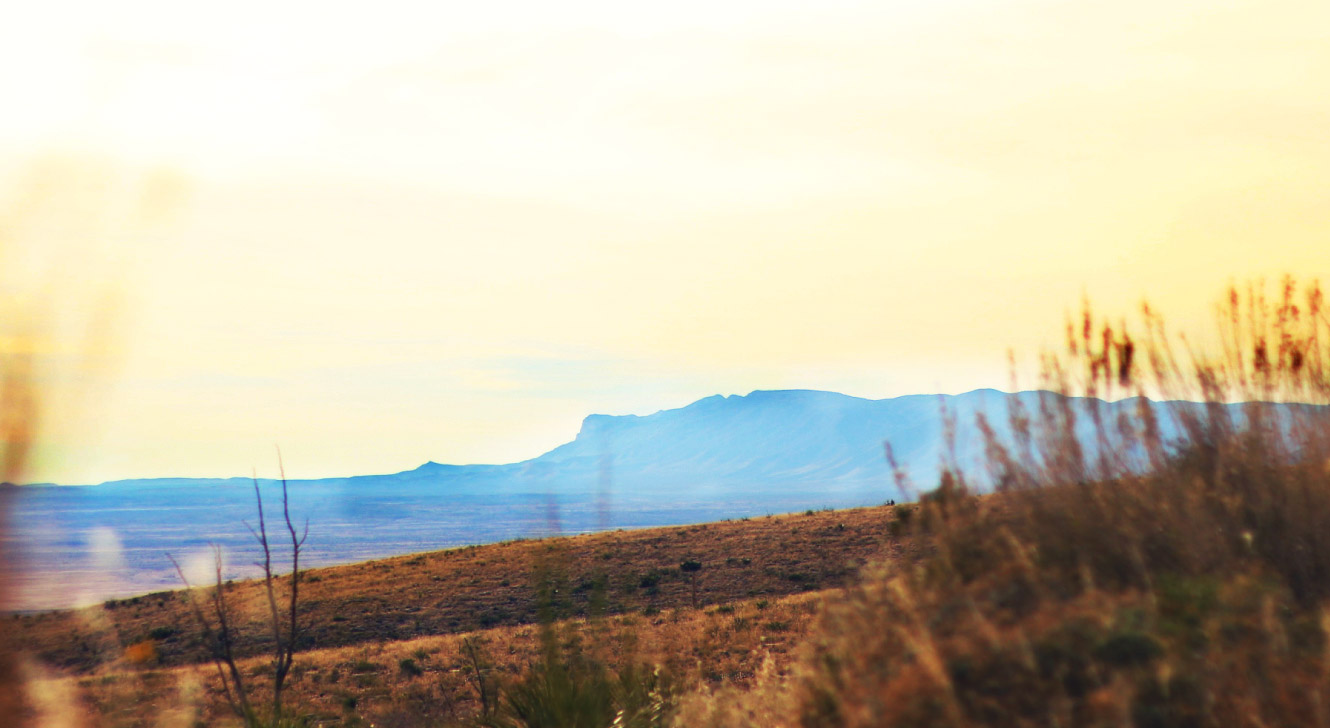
{"left": 9, "top": 505, "right": 915, "bottom": 727}
{"left": 45, "top": 582, "right": 836, "bottom": 727}
{"left": 11, "top": 505, "right": 914, "bottom": 676}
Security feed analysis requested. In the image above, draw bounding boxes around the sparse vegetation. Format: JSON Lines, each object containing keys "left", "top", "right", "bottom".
{"left": 398, "top": 657, "right": 423, "bottom": 677}
{"left": 13, "top": 507, "right": 893, "bottom": 678}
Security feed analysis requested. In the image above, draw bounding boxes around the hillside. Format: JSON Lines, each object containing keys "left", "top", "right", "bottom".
{"left": 56, "top": 589, "right": 834, "bottom": 727}
{"left": 11, "top": 504, "right": 916, "bottom": 675}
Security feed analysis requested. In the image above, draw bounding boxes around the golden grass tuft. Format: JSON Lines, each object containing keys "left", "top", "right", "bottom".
{"left": 738, "top": 278, "right": 1330, "bottom": 727}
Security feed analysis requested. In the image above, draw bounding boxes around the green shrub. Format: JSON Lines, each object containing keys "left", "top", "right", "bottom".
{"left": 349, "top": 659, "right": 377, "bottom": 674}
{"left": 486, "top": 624, "right": 669, "bottom": 728}
{"left": 1093, "top": 633, "right": 1164, "bottom": 667}
{"left": 147, "top": 626, "right": 177, "bottom": 641}
{"left": 398, "top": 658, "right": 424, "bottom": 678}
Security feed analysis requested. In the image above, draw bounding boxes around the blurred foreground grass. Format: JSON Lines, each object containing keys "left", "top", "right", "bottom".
{"left": 2, "top": 154, "right": 183, "bottom": 727}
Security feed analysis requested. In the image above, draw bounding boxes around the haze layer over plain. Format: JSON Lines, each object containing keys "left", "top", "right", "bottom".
{"left": 2, "top": 0, "right": 1329, "bottom": 483}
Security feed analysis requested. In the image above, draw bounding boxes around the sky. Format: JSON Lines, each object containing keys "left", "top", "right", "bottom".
{"left": 1, "top": 0, "right": 1328, "bottom": 483}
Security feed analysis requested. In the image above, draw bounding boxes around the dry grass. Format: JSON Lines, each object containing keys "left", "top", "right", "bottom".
{"left": 12, "top": 505, "right": 910, "bottom": 677}
{"left": 31, "top": 590, "right": 826, "bottom": 727}
{"left": 12, "top": 504, "right": 915, "bottom": 726}
{"left": 696, "top": 278, "right": 1330, "bottom": 728}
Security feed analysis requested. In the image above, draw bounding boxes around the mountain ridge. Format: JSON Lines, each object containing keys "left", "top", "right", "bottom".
{"left": 23, "top": 387, "right": 1007, "bottom": 488}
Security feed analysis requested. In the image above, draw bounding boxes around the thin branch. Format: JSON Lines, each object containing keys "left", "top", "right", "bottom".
{"left": 169, "top": 548, "right": 252, "bottom": 720}
{"left": 272, "top": 447, "right": 303, "bottom": 717}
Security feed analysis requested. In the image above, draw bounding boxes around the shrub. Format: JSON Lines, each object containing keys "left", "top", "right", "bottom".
{"left": 168, "top": 462, "right": 309, "bottom": 728}
{"left": 488, "top": 624, "right": 669, "bottom": 728}
{"left": 350, "top": 659, "right": 377, "bottom": 674}
{"left": 480, "top": 609, "right": 511, "bottom": 628}
{"left": 398, "top": 657, "right": 423, "bottom": 678}
{"left": 147, "top": 626, "right": 177, "bottom": 641}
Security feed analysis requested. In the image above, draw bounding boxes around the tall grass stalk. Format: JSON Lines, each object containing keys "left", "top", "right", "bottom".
{"left": 787, "top": 278, "right": 1330, "bottom": 727}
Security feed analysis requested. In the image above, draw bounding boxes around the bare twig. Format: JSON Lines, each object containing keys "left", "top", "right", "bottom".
{"left": 170, "top": 453, "right": 307, "bottom": 726}
{"left": 168, "top": 548, "right": 253, "bottom": 721}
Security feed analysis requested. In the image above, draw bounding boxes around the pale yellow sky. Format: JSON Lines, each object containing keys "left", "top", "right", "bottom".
{"left": 2, "top": 0, "right": 1328, "bottom": 483}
